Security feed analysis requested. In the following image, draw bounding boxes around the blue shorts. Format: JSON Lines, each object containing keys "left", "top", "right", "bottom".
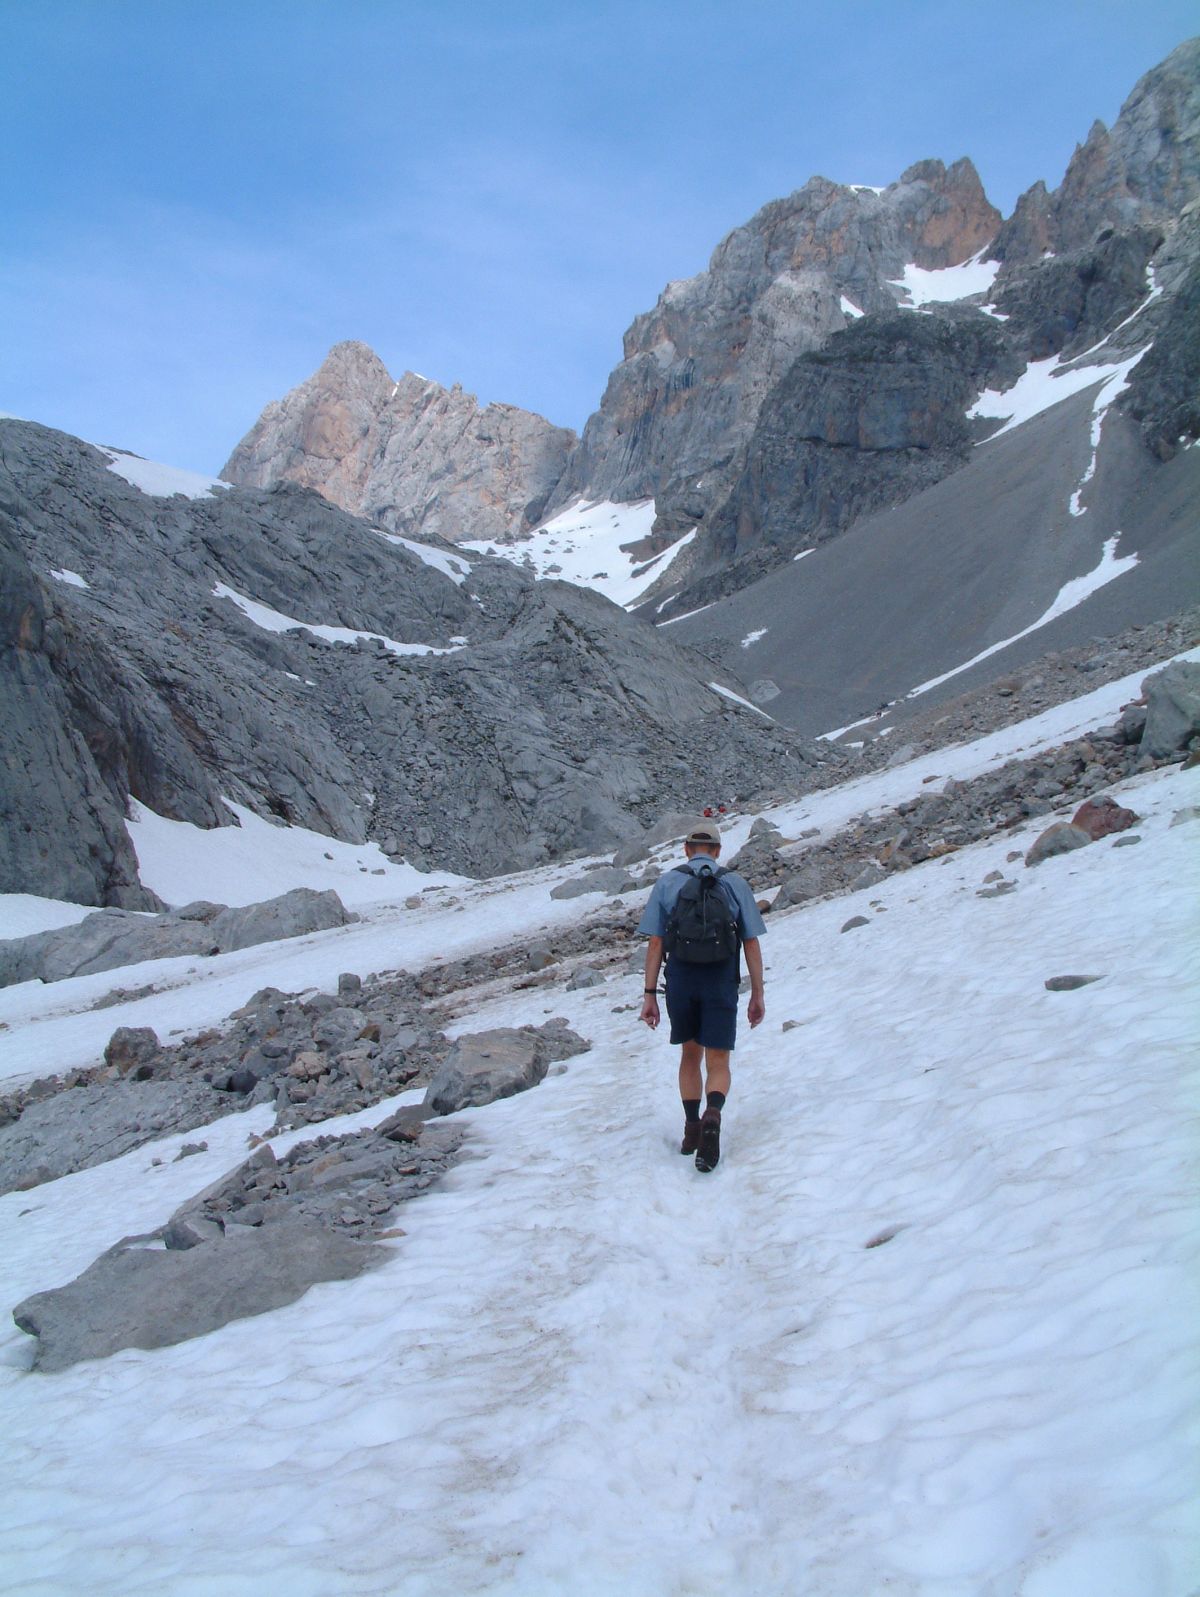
{"left": 665, "top": 956, "right": 739, "bottom": 1051}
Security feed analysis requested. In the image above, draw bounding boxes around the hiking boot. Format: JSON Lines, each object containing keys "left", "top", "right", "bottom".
{"left": 695, "top": 1106, "right": 721, "bottom": 1173}
{"left": 680, "top": 1119, "right": 702, "bottom": 1156}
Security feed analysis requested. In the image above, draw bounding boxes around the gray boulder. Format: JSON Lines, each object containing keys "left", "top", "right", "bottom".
{"left": 1025, "top": 822, "right": 1093, "bottom": 866}
{"left": 1140, "top": 661, "right": 1200, "bottom": 758}
{"left": 424, "top": 1021, "right": 589, "bottom": 1116}
{"left": 208, "top": 888, "right": 355, "bottom": 951}
{"left": 13, "top": 1215, "right": 384, "bottom": 1372}
{"left": 610, "top": 834, "right": 651, "bottom": 869}
{"left": 642, "top": 812, "right": 704, "bottom": 849}
{"left": 550, "top": 867, "right": 637, "bottom": 900}
{"left": 726, "top": 829, "right": 785, "bottom": 885}
{"left": 104, "top": 1026, "right": 160, "bottom": 1074}
{"left": 772, "top": 865, "right": 827, "bottom": 910}
{"left": 850, "top": 862, "right": 888, "bottom": 891}
{"left": 0, "top": 887, "right": 355, "bottom": 989}
{"left": 424, "top": 1030, "right": 547, "bottom": 1116}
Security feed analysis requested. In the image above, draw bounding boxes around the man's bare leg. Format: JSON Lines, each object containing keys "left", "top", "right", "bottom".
{"left": 703, "top": 1048, "right": 731, "bottom": 1099}
{"left": 678, "top": 1039, "right": 703, "bottom": 1101}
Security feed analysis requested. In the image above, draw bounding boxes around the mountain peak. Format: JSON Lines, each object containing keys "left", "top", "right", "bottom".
{"left": 221, "top": 347, "right": 575, "bottom": 544}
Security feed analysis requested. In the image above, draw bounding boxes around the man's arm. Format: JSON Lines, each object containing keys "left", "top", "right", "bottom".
{"left": 640, "top": 936, "right": 664, "bottom": 1029}
{"left": 743, "top": 936, "right": 765, "bottom": 1027}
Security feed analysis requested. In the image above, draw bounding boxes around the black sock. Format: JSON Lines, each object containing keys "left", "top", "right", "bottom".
{"left": 707, "top": 1091, "right": 726, "bottom": 1112}
{"left": 683, "top": 1099, "right": 702, "bottom": 1123}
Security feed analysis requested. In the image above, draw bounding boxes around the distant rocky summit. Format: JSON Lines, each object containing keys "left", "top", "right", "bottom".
{"left": 221, "top": 341, "right": 576, "bottom": 546}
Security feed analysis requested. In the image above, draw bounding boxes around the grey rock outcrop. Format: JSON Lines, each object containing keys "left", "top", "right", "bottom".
{"left": 1025, "top": 822, "right": 1093, "bottom": 866}
{"left": 0, "top": 888, "right": 354, "bottom": 989}
{"left": 13, "top": 1215, "right": 384, "bottom": 1372}
{"left": 0, "top": 1078, "right": 236, "bottom": 1195}
{"left": 1139, "top": 659, "right": 1200, "bottom": 755}
{"left": 221, "top": 341, "right": 576, "bottom": 545}
{"left": 993, "top": 40, "right": 1200, "bottom": 264}
{"left": 163, "top": 1120, "right": 463, "bottom": 1247}
{"left": 0, "top": 511, "right": 181, "bottom": 909}
{"left": 550, "top": 866, "right": 638, "bottom": 900}
{"left": 677, "top": 309, "right": 1021, "bottom": 590}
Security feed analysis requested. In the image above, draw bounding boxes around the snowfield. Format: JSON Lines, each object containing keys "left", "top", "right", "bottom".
{"left": 0, "top": 671, "right": 1197, "bottom": 1596}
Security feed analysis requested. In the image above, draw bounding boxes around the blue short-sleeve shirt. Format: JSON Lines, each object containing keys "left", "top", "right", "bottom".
{"left": 636, "top": 857, "right": 767, "bottom": 942}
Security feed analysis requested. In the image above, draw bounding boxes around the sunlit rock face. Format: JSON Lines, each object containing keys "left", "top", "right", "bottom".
{"left": 222, "top": 341, "right": 577, "bottom": 546}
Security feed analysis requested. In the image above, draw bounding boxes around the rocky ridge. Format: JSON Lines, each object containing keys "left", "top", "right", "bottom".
{"left": 551, "top": 157, "right": 1002, "bottom": 522}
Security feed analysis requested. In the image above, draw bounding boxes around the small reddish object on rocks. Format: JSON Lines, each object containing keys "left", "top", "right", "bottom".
{"left": 1070, "top": 796, "right": 1139, "bottom": 840}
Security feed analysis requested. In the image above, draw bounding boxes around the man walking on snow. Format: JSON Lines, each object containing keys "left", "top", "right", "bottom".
{"left": 638, "top": 819, "right": 766, "bottom": 1172}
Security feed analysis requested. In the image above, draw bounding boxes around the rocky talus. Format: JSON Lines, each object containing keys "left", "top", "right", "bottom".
{"left": 221, "top": 341, "right": 576, "bottom": 545}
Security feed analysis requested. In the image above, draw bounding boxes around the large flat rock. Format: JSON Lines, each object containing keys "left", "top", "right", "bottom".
{"left": 13, "top": 1215, "right": 385, "bottom": 1372}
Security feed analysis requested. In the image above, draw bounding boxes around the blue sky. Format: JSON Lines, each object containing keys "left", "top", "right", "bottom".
{"left": 2, "top": 1, "right": 1195, "bottom": 473}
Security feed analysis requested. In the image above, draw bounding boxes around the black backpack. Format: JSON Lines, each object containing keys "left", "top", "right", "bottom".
{"left": 664, "top": 866, "right": 740, "bottom": 964}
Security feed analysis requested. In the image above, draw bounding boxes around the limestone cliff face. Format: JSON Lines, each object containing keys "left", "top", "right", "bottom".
{"left": 549, "top": 159, "right": 1001, "bottom": 517}
{"left": 221, "top": 342, "right": 576, "bottom": 546}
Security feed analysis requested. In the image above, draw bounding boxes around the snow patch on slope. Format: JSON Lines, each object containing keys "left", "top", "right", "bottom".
{"left": 889, "top": 250, "right": 1000, "bottom": 309}
{"left": 0, "top": 895, "right": 97, "bottom": 940}
{"left": 906, "top": 536, "right": 1140, "bottom": 699}
{"left": 374, "top": 531, "right": 472, "bottom": 585}
{"left": 211, "top": 583, "right": 465, "bottom": 657}
{"left": 127, "top": 799, "right": 465, "bottom": 911}
{"left": 709, "top": 682, "right": 775, "bottom": 719}
{"left": 0, "top": 710, "right": 1195, "bottom": 1593}
{"left": 970, "top": 347, "right": 1147, "bottom": 444}
{"left": 464, "top": 500, "right": 695, "bottom": 610}
{"left": 100, "top": 449, "right": 231, "bottom": 500}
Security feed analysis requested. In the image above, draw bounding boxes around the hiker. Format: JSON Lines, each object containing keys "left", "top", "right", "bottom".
{"left": 637, "top": 819, "right": 766, "bottom": 1172}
